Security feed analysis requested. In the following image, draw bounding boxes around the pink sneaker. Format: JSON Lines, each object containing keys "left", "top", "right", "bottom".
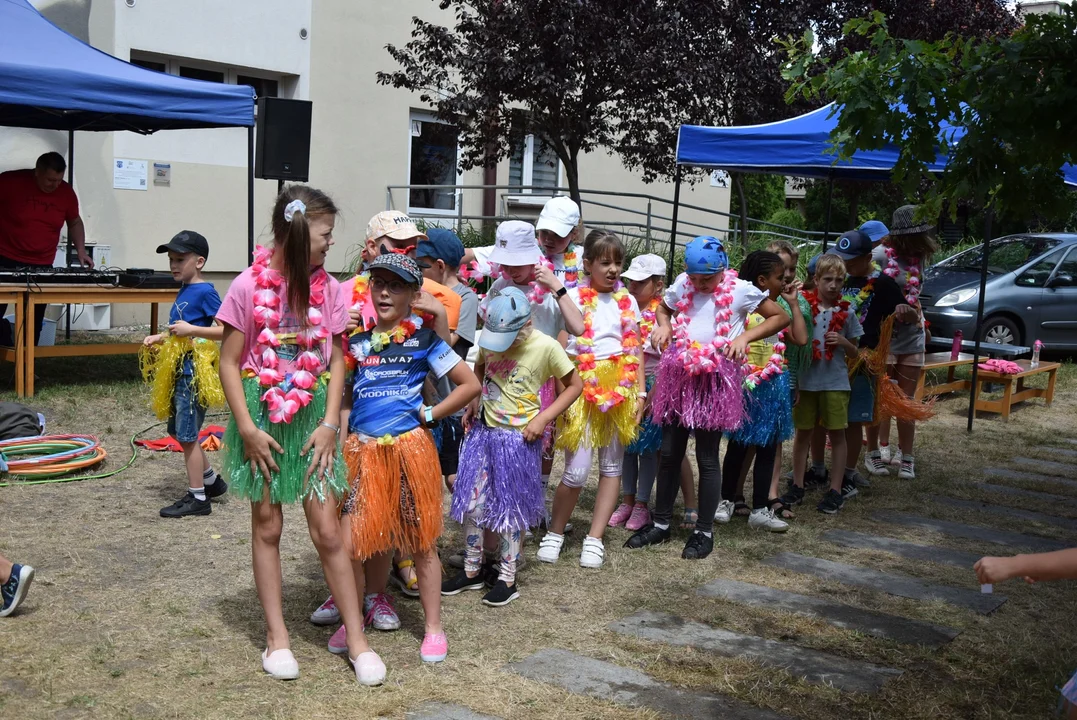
{"left": 608, "top": 502, "right": 633, "bottom": 527}
{"left": 328, "top": 624, "right": 348, "bottom": 655}
{"left": 420, "top": 632, "right": 448, "bottom": 663}
{"left": 625, "top": 503, "right": 651, "bottom": 531}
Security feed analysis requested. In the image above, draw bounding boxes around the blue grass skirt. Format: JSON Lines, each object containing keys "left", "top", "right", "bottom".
{"left": 730, "top": 372, "right": 793, "bottom": 447}
{"left": 627, "top": 374, "right": 661, "bottom": 455}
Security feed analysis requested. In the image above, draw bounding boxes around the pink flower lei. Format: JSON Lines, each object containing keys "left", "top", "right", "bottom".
{"left": 882, "top": 247, "right": 922, "bottom": 306}
{"left": 251, "top": 245, "right": 332, "bottom": 424}
{"left": 743, "top": 329, "right": 787, "bottom": 390}
{"left": 672, "top": 270, "right": 740, "bottom": 375}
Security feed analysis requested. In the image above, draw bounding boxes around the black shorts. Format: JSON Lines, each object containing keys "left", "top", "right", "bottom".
{"left": 437, "top": 415, "right": 464, "bottom": 476}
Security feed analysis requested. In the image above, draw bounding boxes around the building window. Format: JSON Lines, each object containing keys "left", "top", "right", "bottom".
{"left": 130, "top": 53, "right": 284, "bottom": 98}
{"left": 408, "top": 112, "right": 460, "bottom": 213}
{"left": 237, "top": 74, "right": 279, "bottom": 99}
{"left": 130, "top": 57, "right": 166, "bottom": 73}
{"left": 509, "top": 134, "right": 560, "bottom": 194}
{"left": 179, "top": 66, "right": 225, "bottom": 84}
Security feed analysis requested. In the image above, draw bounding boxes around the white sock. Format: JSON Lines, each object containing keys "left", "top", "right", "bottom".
{"left": 653, "top": 521, "right": 670, "bottom": 531}
{"left": 700, "top": 530, "right": 712, "bottom": 538}
{"left": 843, "top": 467, "right": 857, "bottom": 479}
{"left": 541, "top": 473, "right": 550, "bottom": 489}
{"left": 203, "top": 467, "right": 217, "bottom": 485}
{"left": 811, "top": 462, "right": 826, "bottom": 474}
{"left": 190, "top": 487, "right": 207, "bottom": 501}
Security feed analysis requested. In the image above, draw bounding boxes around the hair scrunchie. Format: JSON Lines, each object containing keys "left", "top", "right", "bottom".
{"left": 284, "top": 199, "right": 306, "bottom": 222}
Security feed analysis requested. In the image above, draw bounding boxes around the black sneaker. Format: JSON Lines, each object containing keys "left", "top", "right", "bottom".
{"left": 841, "top": 480, "right": 859, "bottom": 501}
{"left": 205, "top": 475, "right": 229, "bottom": 499}
{"left": 817, "top": 489, "right": 845, "bottom": 515}
{"left": 481, "top": 580, "right": 520, "bottom": 607}
{"left": 440, "top": 569, "right": 485, "bottom": 596}
{"left": 481, "top": 561, "right": 499, "bottom": 588}
{"left": 781, "top": 484, "right": 805, "bottom": 506}
{"left": 681, "top": 532, "right": 714, "bottom": 560}
{"left": 160, "top": 492, "right": 211, "bottom": 518}
{"left": 805, "top": 466, "right": 830, "bottom": 488}
{"left": 624, "top": 523, "right": 671, "bottom": 549}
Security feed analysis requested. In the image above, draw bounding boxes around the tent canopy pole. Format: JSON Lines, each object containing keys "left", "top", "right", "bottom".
{"left": 966, "top": 206, "right": 993, "bottom": 432}
{"left": 65, "top": 129, "right": 74, "bottom": 340}
{"left": 248, "top": 126, "right": 255, "bottom": 265}
{"left": 667, "top": 165, "right": 682, "bottom": 285}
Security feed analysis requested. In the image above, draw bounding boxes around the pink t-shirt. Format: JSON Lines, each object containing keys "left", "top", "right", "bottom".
{"left": 218, "top": 267, "right": 348, "bottom": 375}
{"left": 339, "top": 275, "right": 377, "bottom": 332}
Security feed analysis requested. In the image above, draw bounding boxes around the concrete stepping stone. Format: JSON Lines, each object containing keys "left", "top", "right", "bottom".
{"left": 508, "top": 648, "right": 790, "bottom": 720}
{"left": 985, "top": 467, "right": 1077, "bottom": 490}
{"left": 874, "top": 511, "right": 1069, "bottom": 552}
{"left": 762, "top": 552, "right": 1007, "bottom": 614}
{"left": 610, "top": 610, "right": 902, "bottom": 694}
{"left": 1012, "top": 457, "right": 1077, "bottom": 477}
{"left": 823, "top": 529, "right": 981, "bottom": 568}
{"left": 933, "top": 496, "right": 1077, "bottom": 531}
{"left": 1034, "top": 446, "right": 1077, "bottom": 459}
{"left": 971, "top": 482, "right": 1077, "bottom": 508}
{"left": 696, "top": 578, "right": 959, "bottom": 647}
{"left": 407, "top": 704, "right": 502, "bottom": 720}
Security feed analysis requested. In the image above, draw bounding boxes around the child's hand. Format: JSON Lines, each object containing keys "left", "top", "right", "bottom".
{"left": 781, "top": 279, "right": 803, "bottom": 303}
{"left": 143, "top": 333, "right": 164, "bottom": 346}
{"left": 824, "top": 331, "right": 843, "bottom": 348}
{"left": 240, "top": 426, "right": 283, "bottom": 482}
{"left": 534, "top": 264, "right": 562, "bottom": 292}
{"left": 634, "top": 396, "right": 646, "bottom": 425}
{"left": 462, "top": 399, "right": 478, "bottom": 431}
{"left": 651, "top": 326, "right": 672, "bottom": 352}
{"left": 974, "top": 556, "right": 1018, "bottom": 584}
{"left": 522, "top": 417, "right": 545, "bottom": 443}
{"left": 169, "top": 321, "right": 197, "bottom": 338}
{"left": 412, "top": 290, "right": 444, "bottom": 319}
{"left": 346, "top": 307, "right": 363, "bottom": 333}
{"left": 894, "top": 304, "right": 918, "bottom": 324}
{"left": 724, "top": 336, "right": 749, "bottom": 362}
{"left": 302, "top": 424, "right": 338, "bottom": 482}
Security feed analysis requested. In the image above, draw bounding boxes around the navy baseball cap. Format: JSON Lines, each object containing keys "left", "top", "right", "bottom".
{"left": 368, "top": 252, "right": 424, "bottom": 286}
{"left": 479, "top": 287, "right": 531, "bottom": 352}
{"left": 826, "top": 230, "right": 873, "bottom": 261}
{"left": 157, "top": 230, "right": 209, "bottom": 259}
{"left": 684, "top": 236, "right": 728, "bottom": 274}
{"left": 807, "top": 253, "right": 821, "bottom": 276}
{"left": 858, "top": 220, "right": 889, "bottom": 243}
{"left": 416, "top": 228, "right": 466, "bottom": 268}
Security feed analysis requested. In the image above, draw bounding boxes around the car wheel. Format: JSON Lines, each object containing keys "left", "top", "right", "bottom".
{"left": 981, "top": 316, "right": 1021, "bottom": 346}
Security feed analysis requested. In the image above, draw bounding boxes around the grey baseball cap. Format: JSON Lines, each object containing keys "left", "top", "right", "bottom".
{"left": 479, "top": 287, "right": 531, "bottom": 352}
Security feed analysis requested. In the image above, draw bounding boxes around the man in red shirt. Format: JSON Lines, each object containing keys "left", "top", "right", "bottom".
{"left": 0, "top": 152, "right": 92, "bottom": 344}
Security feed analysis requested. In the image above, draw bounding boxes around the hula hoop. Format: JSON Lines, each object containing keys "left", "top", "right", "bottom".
{"left": 0, "top": 434, "right": 108, "bottom": 479}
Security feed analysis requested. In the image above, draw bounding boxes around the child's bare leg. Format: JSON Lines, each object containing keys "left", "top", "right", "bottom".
{"left": 589, "top": 475, "right": 621, "bottom": 540}
{"left": 735, "top": 446, "right": 756, "bottom": 497}
{"left": 845, "top": 422, "right": 864, "bottom": 473}
{"left": 364, "top": 552, "right": 393, "bottom": 595}
{"left": 792, "top": 429, "right": 811, "bottom": 489}
{"left": 769, "top": 441, "right": 784, "bottom": 498}
{"left": 412, "top": 548, "right": 443, "bottom": 634}
{"left": 679, "top": 456, "right": 697, "bottom": 508}
{"left": 180, "top": 440, "right": 206, "bottom": 492}
{"left": 0, "top": 553, "right": 12, "bottom": 582}
{"left": 810, "top": 424, "right": 827, "bottom": 467}
{"left": 827, "top": 429, "right": 847, "bottom": 493}
{"left": 305, "top": 495, "right": 369, "bottom": 658}
{"left": 550, "top": 482, "right": 582, "bottom": 534}
{"left": 251, "top": 498, "right": 288, "bottom": 652}
{"left": 894, "top": 365, "right": 918, "bottom": 455}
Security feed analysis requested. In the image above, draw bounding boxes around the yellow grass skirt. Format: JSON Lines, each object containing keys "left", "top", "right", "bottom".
{"left": 344, "top": 428, "right": 443, "bottom": 561}
{"left": 555, "top": 357, "right": 640, "bottom": 452}
{"left": 139, "top": 336, "right": 225, "bottom": 420}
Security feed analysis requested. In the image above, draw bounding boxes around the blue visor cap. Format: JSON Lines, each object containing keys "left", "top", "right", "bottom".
{"left": 684, "top": 236, "right": 729, "bottom": 274}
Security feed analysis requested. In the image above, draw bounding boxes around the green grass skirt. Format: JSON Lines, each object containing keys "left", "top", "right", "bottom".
{"left": 222, "top": 376, "right": 348, "bottom": 504}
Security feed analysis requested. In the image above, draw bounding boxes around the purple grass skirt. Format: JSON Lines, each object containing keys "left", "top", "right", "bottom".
{"left": 731, "top": 372, "right": 793, "bottom": 447}
{"left": 450, "top": 423, "right": 544, "bottom": 533}
{"left": 651, "top": 347, "right": 746, "bottom": 432}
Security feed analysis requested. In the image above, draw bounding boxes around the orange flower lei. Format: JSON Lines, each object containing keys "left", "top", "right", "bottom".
{"left": 638, "top": 297, "right": 659, "bottom": 344}
{"left": 576, "top": 281, "right": 641, "bottom": 412}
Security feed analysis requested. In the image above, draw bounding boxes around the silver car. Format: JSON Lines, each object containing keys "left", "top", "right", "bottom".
{"left": 921, "top": 233, "right": 1077, "bottom": 349}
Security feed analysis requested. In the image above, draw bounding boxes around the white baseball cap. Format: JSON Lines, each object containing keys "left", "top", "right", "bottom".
{"left": 622, "top": 253, "right": 667, "bottom": 282}
{"left": 490, "top": 221, "right": 542, "bottom": 266}
{"left": 536, "top": 196, "right": 581, "bottom": 238}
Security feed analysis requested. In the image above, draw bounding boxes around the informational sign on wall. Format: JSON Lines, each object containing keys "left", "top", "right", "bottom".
{"left": 710, "top": 170, "right": 730, "bottom": 188}
{"left": 153, "top": 162, "right": 171, "bottom": 186}
{"left": 113, "top": 158, "right": 148, "bottom": 190}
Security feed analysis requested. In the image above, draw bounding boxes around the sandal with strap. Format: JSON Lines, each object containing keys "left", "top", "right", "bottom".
{"left": 679, "top": 507, "right": 698, "bottom": 530}
{"left": 391, "top": 558, "right": 420, "bottom": 598}
{"left": 733, "top": 496, "right": 751, "bottom": 517}
{"left": 767, "top": 497, "right": 796, "bottom": 521}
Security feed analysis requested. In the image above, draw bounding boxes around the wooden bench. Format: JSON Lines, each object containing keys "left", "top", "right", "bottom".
{"left": 972, "top": 359, "right": 1060, "bottom": 421}
{"left": 914, "top": 352, "right": 975, "bottom": 400}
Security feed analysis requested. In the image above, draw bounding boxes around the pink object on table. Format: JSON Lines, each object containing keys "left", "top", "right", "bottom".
{"left": 951, "top": 330, "right": 963, "bottom": 360}
{"left": 978, "top": 358, "right": 1022, "bottom": 374}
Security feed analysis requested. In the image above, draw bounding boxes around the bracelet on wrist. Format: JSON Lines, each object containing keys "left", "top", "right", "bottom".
{"left": 423, "top": 405, "right": 436, "bottom": 425}
{"left": 320, "top": 421, "right": 340, "bottom": 432}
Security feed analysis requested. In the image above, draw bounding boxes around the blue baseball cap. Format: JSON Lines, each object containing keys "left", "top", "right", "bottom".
{"left": 479, "top": 287, "right": 532, "bottom": 352}
{"left": 826, "top": 230, "right": 873, "bottom": 260}
{"left": 858, "top": 220, "right": 889, "bottom": 243}
{"left": 416, "top": 228, "right": 465, "bottom": 268}
{"left": 684, "top": 236, "right": 728, "bottom": 274}
{"left": 807, "top": 253, "right": 821, "bottom": 276}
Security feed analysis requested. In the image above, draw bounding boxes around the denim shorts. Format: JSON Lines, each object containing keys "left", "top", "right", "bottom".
{"left": 167, "top": 370, "right": 206, "bottom": 443}
{"left": 847, "top": 373, "right": 876, "bottom": 423}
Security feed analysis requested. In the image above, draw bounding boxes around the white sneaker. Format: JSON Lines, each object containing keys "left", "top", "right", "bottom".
{"left": 748, "top": 508, "right": 789, "bottom": 533}
{"left": 878, "top": 444, "right": 891, "bottom": 464}
{"left": 898, "top": 456, "right": 916, "bottom": 480}
{"left": 891, "top": 449, "right": 903, "bottom": 467}
{"left": 537, "top": 532, "right": 564, "bottom": 563}
{"left": 714, "top": 499, "right": 735, "bottom": 524}
{"left": 262, "top": 648, "right": 299, "bottom": 680}
{"left": 351, "top": 650, "right": 386, "bottom": 686}
{"left": 579, "top": 536, "right": 605, "bottom": 568}
{"left": 309, "top": 595, "right": 339, "bottom": 626}
{"left": 865, "top": 452, "right": 890, "bottom": 476}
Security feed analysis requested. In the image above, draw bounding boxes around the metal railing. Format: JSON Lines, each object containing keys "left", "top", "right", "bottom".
{"left": 385, "top": 183, "right": 827, "bottom": 255}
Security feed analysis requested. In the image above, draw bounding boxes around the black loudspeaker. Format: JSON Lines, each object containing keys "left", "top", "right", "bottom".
{"left": 255, "top": 97, "right": 312, "bottom": 181}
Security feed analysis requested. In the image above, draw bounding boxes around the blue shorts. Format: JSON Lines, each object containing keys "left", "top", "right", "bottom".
{"left": 847, "top": 373, "right": 876, "bottom": 424}
{"left": 167, "top": 370, "right": 207, "bottom": 444}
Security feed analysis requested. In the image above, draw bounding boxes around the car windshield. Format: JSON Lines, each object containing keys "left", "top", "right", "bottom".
{"left": 936, "top": 237, "right": 1064, "bottom": 274}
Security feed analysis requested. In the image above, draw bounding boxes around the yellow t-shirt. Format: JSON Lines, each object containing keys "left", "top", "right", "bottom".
{"left": 478, "top": 330, "right": 576, "bottom": 428}
{"left": 745, "top": 312, "right": 783, "bottom": 369}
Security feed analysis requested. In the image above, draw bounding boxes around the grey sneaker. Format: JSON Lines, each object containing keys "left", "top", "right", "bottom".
{"left": 363, "top": 593, "right": 401, "bottom": 631}
{"left": 845, "top": 469, "right": 871, "bottom": 489}
{"left": 865, "top": 452, "right": 889, "bottom": 476}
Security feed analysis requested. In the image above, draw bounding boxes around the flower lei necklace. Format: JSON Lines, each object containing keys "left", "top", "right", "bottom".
{"left": 845, "top": 264, "right": 881, "bottom": 324}
{"left": 351, "top": 314, "right": 423, "bottom": 362}
{"left": 883, "top": 247, "right": 922, "bottom": 306}
{"left": 638, "top": 297, "right": 659, "bottom": 345}
{"left": 576, "top": 280, "right": 640, "bottom": 411}
{"left": 519, "top": 249, "right": 582, "bottom": 304}
{"left": 672, "top": 270, "right": 739, "bottom": 374}
{"left": 804, "top": 289, "right": 850, "bottom": 361}
{"left": 251, "top": 245, "right": 332, "bottom": 424}
{"left": 743, "top": 327, "right": 786, "bottom": 390}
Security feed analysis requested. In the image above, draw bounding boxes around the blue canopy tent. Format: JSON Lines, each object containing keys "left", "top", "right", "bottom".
{"left": 0, "top": 0, "right": 257, "bottom": 259}
{"left": 671, "top": 103, "right": 1077, "bottom": 430}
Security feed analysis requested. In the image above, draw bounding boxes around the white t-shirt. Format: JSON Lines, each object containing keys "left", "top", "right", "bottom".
{"left": 663, "top": 274, "right": 767, "bottom": 345}
{"left": 564, "top": 287, "right": 642, "bottom": 361}
{"left": 479, "top": 277, "right": 566, "bottom": 341}
{"left": 472, "top": 243, "right": 583, "bottom": 280}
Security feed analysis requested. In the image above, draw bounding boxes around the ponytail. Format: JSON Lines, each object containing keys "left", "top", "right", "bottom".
{"left": 270, "top": 185, "right": 338, "bottom": 328}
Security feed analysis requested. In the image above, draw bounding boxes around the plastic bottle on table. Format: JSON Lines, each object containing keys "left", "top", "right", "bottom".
{"left": 1031, "top": 339, "right": 1042, "bottom": 368}
{"left": 951, "top": 329, "right": 963, "bottom": 360}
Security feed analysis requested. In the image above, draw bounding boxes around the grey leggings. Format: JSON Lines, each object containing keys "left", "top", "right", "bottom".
{"left": 622, "top": 451, "right": 657, "bottom": 504}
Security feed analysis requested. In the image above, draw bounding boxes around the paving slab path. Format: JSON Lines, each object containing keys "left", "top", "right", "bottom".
{"left": 610, "top": 610, "right": 902, "bottom": 694}
{"left": 1034, "top": 446, "right": 1077, "bottom": 459}
{"left": 508, "top": 648, "right": 791, "bottom": 720}
{"left": 823, "top": 529, "right": 982, "bottom": 568}
{"left": 1012, "top": 457, "right": 1077, "bottom": 477}
{"left": 970, "top": 482, "right": 1077, "bottom": 508}
{"left": 874, "top": 511, "right": 1070, "bottom": 552}
{"left": 407, "top": 704, "right": 503, "bottom": 720}
{"left": 763, "top": 552, "right": 1007, "bottom": 614}
{"left": 984, "top": 467, "right": 1077, "bottom": 491}
{"left": 696, "top": 578, "right": 959, "bottom": 647}
{"left": 933, "top": 496, "right": 1077, "bottom": 531}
